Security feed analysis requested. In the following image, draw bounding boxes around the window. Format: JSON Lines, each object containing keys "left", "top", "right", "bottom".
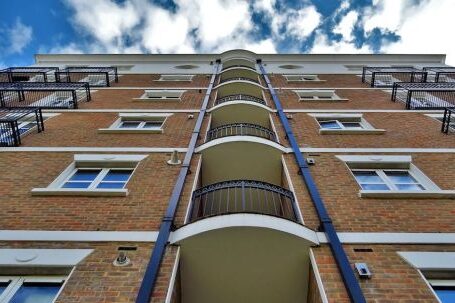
{"left": 285, "top": 74, "right": 321, "bottom": 82}
{"left": 352, "top": 169, "right": 425, "bottom": 191}
{"left": 0, "top": 276, "right": 65, "bottom": 303}
{"left": 429, "top": 280, "right": 455, "bottom": 303}
{"left": 118, "top": 120, "right": 163, "bottom": 130}
{"left": 311, "top": 113, "right": 384, "bottom": 134}
{"left": 62, "top": 168, "right": 133, "bottom": 189}
{"left": 294, "top": 90, "right": 346, "bottom": 101}
{"left": 136, "top": 90, "right": 185, "bottom": 101}
{"left": 319, "top": 120, "right": 363, "bottom": 130}
{"left": 99, "top": 113, "right": 170, "bottom": 133}
{"left": 158, "top": 74, "right": 193, "bottom": 81}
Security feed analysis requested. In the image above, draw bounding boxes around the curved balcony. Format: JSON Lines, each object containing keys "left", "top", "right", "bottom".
{"left": 189, "top": 180, "right": 298, "bottom": 223}
{"left": 222, "top": 64, "right": 256, "bottom": 71}
{"left": 219, "top": 76, "right": 260, "bottom": 85}
{"left": 206, "top": 123, "right": 276, "bottom": 142}
{"left": 214, "top": 94, "right": 266, "bottom": 106}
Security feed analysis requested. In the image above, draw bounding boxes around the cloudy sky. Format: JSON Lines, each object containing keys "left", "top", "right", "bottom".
{"left": 0, "top": 0, "right": 454, "bottom": 68}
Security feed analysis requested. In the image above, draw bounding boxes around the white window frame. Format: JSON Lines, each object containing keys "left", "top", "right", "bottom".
{"left": 294, "top": 89, "right": 347, "bottom": 102}
{"left": 284, "top": 74, "right": 323, "bottom": 82}
{"left": 60, "top": 167, "right": 134, "bottom": 190}
{"left": 134, "top": 90, "right": 185, "bottom": 101}
{"left": 310, "top": 113, "right": 385, "bottom": 134}
{"left": 98, "top": 113, "right": 172, "bottom": 134}
{"left": 0, "top": 275, "right": 66, "bottom": 303}
{"left": 351, "top": 168, "right": 427, "bottom": 191}
{"left": 157, "top": 74, "right": 193, "bottom": 81}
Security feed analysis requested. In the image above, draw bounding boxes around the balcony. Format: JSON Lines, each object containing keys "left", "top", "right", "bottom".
{"left": 424, "top": 67, "right": 455, "bottom": 83}
{"left": 0, "top": 107, "right": 44, "bottom": 146}
{"left": 189, "top": 180, "right": 298, "bottom": 223}
{"left": 222, "top": 64, "right": 256, "bottom": 71}
{"left": 56, "top": 66, "right": 118, "bottom": 87}
{"left": 218, "top": 76, "right": 260, "bottom": 85}
{"left": 0, "top": 82, "right": 91, "bottom": 109}
{"left": 391, "top": 82, "right": 455, "bottom": 109}
{"left": 221, "top": 57, "right": 256, "bottom": 71}
{"left": 442, "top": 108, "right": 455, "bottom": 133}
{"left": 362, "top": 66, "right": 427, "bottom": 87}
{"left": 206, "top": 123, "right": 276, "bottom": 142}
{"left": 214, "top": 94, "right": 265, "bottom": 106}
{"left": 0, "top": 67, "right": 59, "bottom": 83}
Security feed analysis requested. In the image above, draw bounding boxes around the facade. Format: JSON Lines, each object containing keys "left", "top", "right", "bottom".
{"left": 0, "top": 50, "right": 454, "bottom": 303}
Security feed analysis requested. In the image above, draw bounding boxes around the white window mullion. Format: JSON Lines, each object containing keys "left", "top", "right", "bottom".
{"left": 376, "top": 170, "right": 395, "bottom": 190}
{"left": 0, "top": 277, "right": 23, "bottom": 303}
{"left": 90, "top": 168, "right": 110, "bottom": 189}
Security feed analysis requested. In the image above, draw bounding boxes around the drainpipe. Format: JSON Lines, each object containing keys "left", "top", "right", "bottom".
{"left": 257, "top": 61, "right": 367, "bottom": 303}
{"left": 135, "top": 60, "right": 221, "bottom": 303}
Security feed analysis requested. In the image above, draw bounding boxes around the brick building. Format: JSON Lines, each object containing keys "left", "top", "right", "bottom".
{"left": 0, "top": 50, "right": 454, "bottom": 303}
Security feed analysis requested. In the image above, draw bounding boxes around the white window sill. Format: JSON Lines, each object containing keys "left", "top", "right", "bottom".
{"left": 98, "top": 128, "right": 163, "bottom": 134}
{"left": 299, "top": 98, "right": 349, "bottom": 102}
{"left": 132, "top": 98, "right": 181, "bottom": 102}
{"left": 319, "top": 129, "right": 386, "bottom": 135}
{"left": 359, "top": 190, "right": 455, "bottom": 199}
{"left": 287, "top": 80, "right": 327, "bottom": 83}
{"left": 31, "top": 188, "right": 128, "bottom": 197}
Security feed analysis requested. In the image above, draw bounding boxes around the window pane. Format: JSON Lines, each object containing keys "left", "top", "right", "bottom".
{"left": 385, "top": 171, "right": 418, "bottom": 183}
{"left": 102, "top": 170, "right": 133, "bottom": 182}
{"left": 320, "top": 121, "right": 341, "bottom": 129}
{"left": 395, "top": 184, "right": 424, "bottom": 191}
{"left": 62, "top": 182, "right": 91, "bottom": 189}
{"left": 360, "top": 183, "right": 390, "bottom": 190}
{"left": 69, "top": 169, "right": 101, "bottom": 181}
{"left": 0, "top": 281, "right": 10, "bottom": 296}
{"left": 120, "top": 121, "right": 140, "bottom": 128}
{"left": 434, "top": 287, "right": 455, "bottom": 303}
{"left": 342, "top": 122, "right": 363, "bottom": 129}
{"left": 9, "top": 282, "right": 63, "bottom": 303}
{"left": 97, "top": 182, "right": 125, "bottom": 189}
{"left": 143, "top": 122, "right": 163, "bottom": 129}
{"left": 353, "top": 171, "right": 383, "bottom": 183}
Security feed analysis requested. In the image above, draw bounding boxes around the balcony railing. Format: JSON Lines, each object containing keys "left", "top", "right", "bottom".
{"left": 0, "top": 67, "right": 59, "bottom": 83}
{"left": 0, "top": 82, "right": 91, "bottom": 109}
{"left": 391, "top": 82, "right": 455, "bottom": 110}
{"left": 222, "top": 64, "right": 256, "bottom": 71}
{"left": 362, "top": 67, "right": 427, "bottom": 87}
{"left": 423, "top": 67, "right": 455, "bottom": 83}
{"left": 56, "top": 66, "right": 118, "bottom": 87}
{"left": 219, "top": 76, "right": 260, "bottom": 84}
{"left": 442, "top": 108, "right": 455, "bottom": 134}
{"left": 189, "top": 180, "right": 299, "bottom": 222}
{"left": 214, "top": 94, "right": 266, "bottom": 106}
{"left": 0, "top": 107, "right": 44, "bottom": 147}
{"left": 206, "top": 123, "right": 277, "bottom": 142}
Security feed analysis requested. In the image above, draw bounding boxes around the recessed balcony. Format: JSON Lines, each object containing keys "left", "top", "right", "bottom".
{"left": 221, "top": 57, "right": 256, "bottom": 71}
{"left": 214, "top": 94, "right": 265, "bottom": 106}
{"left": 189, "top": 180, "right": 298, "bottom": 223}
{"left": 206, "top": 123, "right": 276, "bottom": 142}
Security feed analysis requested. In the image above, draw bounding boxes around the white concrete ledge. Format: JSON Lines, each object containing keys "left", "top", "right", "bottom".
{"left": 208, "top": 100, "right": 273, "bottom": 113}
{"left": 299, "top": 98, "right": 349, "bottom": 102}
{"left": 195, "top": 135, "right": 286, "bottom": 153}
{"left": 317, "top": 232, "right": 455, "bottom": 244}
{"left": 399, "top": 252, "right": 455, "bottom": 270}
{"left": 0, "top": 147, "right": 188, "bottom": 152}
{"left": 31, "top": 188, "right": 128, "bottom": 197}
{"left": 359, "top": 190, "right": 455, "bottom": 199}
{"left": 319, "top": 129, "right": 386, "bottom": 135}
{"left": 0, "top": 249, "right": 93, "bottom": 267}
{"left": 98, "top": 128, "right": 163, "bottom": 134}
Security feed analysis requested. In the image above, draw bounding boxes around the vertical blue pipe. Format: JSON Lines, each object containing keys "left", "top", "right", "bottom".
{"left": 258, "top": 61, "right": 367, "bottom": 303}
{"left": 135, "top": 61, "right": 220, "bottom": 303}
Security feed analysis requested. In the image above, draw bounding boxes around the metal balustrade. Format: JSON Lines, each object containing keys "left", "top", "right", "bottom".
{"left": 362, "top": 66, "right": 427, "bottom": 87}
{"left": 0, "top": 82, "right": 91, "bottom": 109}
{"left": 214, "top": 94, "right": 266, "bottom": 106}
{"left": 0, "top": 107, "right": 44, "bottom": 146}
{"left": 190, "top": 180, "right": 298, "bottom": 222}
{"left": 391, "top": 82, "right": 455, "bottom": 109}
{"left": 424, "top": 67, "right": 455, "bottom": 83}
{"left": 206, "top": 123, "right": 276, "bottom": 142}
{"left": 56, "top": 66, "right": 118, "bottom": 87}
{"left": 222, "top": 64, "right": 256, "bottom": 71}
{"left": 442, "top": 108, "right": 455, "bottom": 133}
{"left": 0, "top": 67, "right": 59, "bottom": 83}
{"left": 219, "top": 76, "right": 259, "bottom": 84}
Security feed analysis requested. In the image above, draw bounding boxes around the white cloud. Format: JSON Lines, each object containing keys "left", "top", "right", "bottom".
{"left": 334, "top": 10, "right": 358, "bottom": 41}
{"left": 310, "top": 30, "right": 372, "bottom": 53}
{"left": 253, "top": 0, "right": 276, "bottom": 16}
{"left": 274, "top": 6, "right": 322, "bottom": 40}
{"left": 6, "top": 18, "right": 33, "bottom": 54}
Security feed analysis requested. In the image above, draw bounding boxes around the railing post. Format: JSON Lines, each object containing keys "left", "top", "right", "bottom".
{"left": 105, "top": 72, "right": 110, "bottom": 87}
{"left": 406, "top": 91, "right": 412, "bottom": 110}
{"left": 241, "top": 181, "right": 246, "bottom": 211}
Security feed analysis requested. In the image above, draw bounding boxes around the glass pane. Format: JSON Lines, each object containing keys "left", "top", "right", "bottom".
{"left": 102, "top": 170, "right": 132, "bottom": 182}
{"left": 69, "top": 169, "right": 101, "bottom": 181}
{"left": 143, "top": 122, "right": 162, "bottom": 129}
{"left": 62, "top": 182, "right": 91, "bottom": 189}
{"left": 97, "top": 182, "right": 125, "bottom": 189}
{"left": 120, "top": 121, "right": 140, "bottom": 128}
{"left": 19, "top": 123, "right": 36, "bottom": 134}
{"left": 10, "top": 282, "right": 62, "bottom": 303}
{"left": 395, "top": 184, "right": 424, "bottom": 191}
{"left": 353, "top": 171, "right": 384, "bottom": 183}
{"left": 342, "top": 122, "right": 363, "bottom": 129}
{"left": 361, "top": 184, "right": 390, "bottom": 190}
{"left": 0, "top": 281, "right": 10, "bottom": 296}
{"left": 320, "top": 121, "right": 341, "bottom": 129}
{"left": 385, "top": 171, "right": 418, "bottom": 183}
{"left": 434, "top": 287, "right": 455, "bottom": 303}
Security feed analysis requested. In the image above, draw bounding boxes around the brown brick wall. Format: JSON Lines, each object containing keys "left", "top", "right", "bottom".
{"left": 269, "top": 74, "right": 370, "bottom": 88}
{"left": 112, "top": 74, "right": 210, "bottom": 87}
{"left": 23, "top": 112, "right": 198, "bottom": 148}
{"left": 307, "top": 263, "right": 323, "bottom": 303}
{"left": 0, "top": 152, "right": 198, "bottom": 231}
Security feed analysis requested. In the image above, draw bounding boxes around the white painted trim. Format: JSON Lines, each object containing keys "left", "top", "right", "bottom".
{"left": 170, "top": 214, "right": 319, "bottom": 245}
{"left": 336, "top": 155, "right": 412, "bottom": 165}
{"left": 0, "top": 249, "right": 93, "bottom": 267}
{"left": 0, "top": 147, "right": 188, "bottom": 152}
{"left": 94, "top": 87, "right": 208, "bottom": 90}
{"left": 398, "top": 252, "right": 455, "bottom": 270}
{"left": 285, "top": 109, "right": 445, "bottom": 113}
{"left": 208, "top": 100, "right": 274, "bottom": 113}
{"left": 214, "top": 79, "right": 266, "bottom": 89}
{"left": 165, "top": 247, "right": 180, "bottom": 303}
{"left": 319, "top": 129, "right": 386, "bottom": 135}
{"left": 0, "top": 230, "right": 159, "bottom": 242}
{"left": 309, "top": 249, "right": 329, "bottom": 303}
{"left": 219, "top": 66, "right": 259, "bottom": 74}
{"left": 74, "top": 154, "right": 148, "bottom": 163}
{"left": 43, "top": 109, "right": 200, "bottom": 113}
{"left": 359, "top": 190, "right": 455, "bottom": 199}
{"left": 317, "top": 232, "right": 455, "bottom": 244}
{"left": 195, "top": 135, "right": 286, "bottom": 153}
{"left": 301, "top": 148, "right": 455, "bottom": 153}
{"left": 183, "top": 157, "right": 202, "bottom": 224}
{"left": 31, "top": 188, "right": 128, "bottom": 196}
{"left": 282, "top": 156, "right": 304, "bottom": 223}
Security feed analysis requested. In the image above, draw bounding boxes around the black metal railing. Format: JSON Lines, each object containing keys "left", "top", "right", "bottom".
{"left": 222, "top": 64, "right": 256, "bottom": 71}
{"left": 56, "top": 66, "right": 118, "bottom": 87}
{"left": 362, "top": 66, "right": 427, "bottom": 87}
{"left": 0, "top": 67, "right": 59, "bottom": 83}
{"left": 189, "top": 180, "right": 298, "bottom": 222}
{"left": 391, "top": 82, "right": 455, "bottom": 110}
{"left": 214, "top": 94, "right": 266, "bottom": 106}
{"left": 219, "top": 76, "right": 259, "bottom": 84}
{"left": 423, "top": 67, "right": 455, "bottom": 83}
{"left": 0, "top": 82, "right": 91, "bottom": 109}
{"left": 0, "top": 107, "right": 44, "bottom": 146}
{"left": 206, "top": 123, "right": 276, "bottom": 142}
{"left": 442, "top": 108, "right": 455, "bottom": 133}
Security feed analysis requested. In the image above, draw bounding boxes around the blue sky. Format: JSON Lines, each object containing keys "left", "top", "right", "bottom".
{"left": 0, "top": 0, "right": 454, "bottom": 68}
